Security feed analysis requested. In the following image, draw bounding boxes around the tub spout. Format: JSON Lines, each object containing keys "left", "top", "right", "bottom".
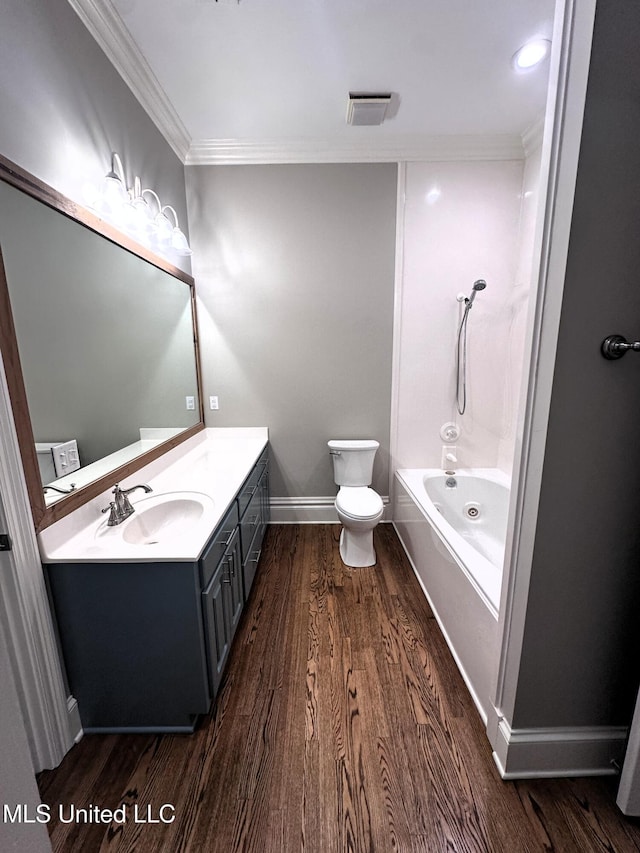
{"left": 441, "top": 445, "right": 457, "bottom": 468}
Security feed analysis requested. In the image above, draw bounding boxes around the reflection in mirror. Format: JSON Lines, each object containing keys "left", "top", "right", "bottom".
{"left": 0, "top": 158, "right": 204, "bottom": 528}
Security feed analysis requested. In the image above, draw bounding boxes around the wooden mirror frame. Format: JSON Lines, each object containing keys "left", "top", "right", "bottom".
{"left": 0, "top": 154, "right": 204, "bottom": 532}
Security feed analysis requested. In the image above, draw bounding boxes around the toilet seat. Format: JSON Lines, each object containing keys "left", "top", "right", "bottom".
{"left": 336, "top": 487, "right": 383, "bottom": 520}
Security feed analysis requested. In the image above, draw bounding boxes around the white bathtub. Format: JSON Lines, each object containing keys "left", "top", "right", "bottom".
{"left": 393, "top": 468, "right": 510, "bottom": 722}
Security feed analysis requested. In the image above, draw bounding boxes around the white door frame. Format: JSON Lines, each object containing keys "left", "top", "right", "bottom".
{"left": 487, "top": 0, "right": 608, "bottom": 776}
{"left": 0, "top": 347, "right": 78, "bottom": 771}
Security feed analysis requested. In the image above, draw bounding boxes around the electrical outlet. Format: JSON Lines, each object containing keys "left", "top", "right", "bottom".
{"left": 185, "top": 396, "right": 195, "bottom": 410}
{"left": 209, "top": 396, "right": 219, "bottom": 410}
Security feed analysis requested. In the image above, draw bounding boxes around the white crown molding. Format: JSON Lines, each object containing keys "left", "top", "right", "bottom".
{"left": 186, "top": 134, "right": 525, "bottom": 166}
{"left": 66, "top": 0, "right": 191, "bottom": 162}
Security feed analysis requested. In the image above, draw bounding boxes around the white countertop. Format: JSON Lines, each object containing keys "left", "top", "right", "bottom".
{"left": 38, "top": 427, "right": 268, "bottom": 564}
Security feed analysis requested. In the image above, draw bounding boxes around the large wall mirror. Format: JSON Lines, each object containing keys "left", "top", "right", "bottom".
{"left": 0, "top": 155, "right": 204, "bottom": 531}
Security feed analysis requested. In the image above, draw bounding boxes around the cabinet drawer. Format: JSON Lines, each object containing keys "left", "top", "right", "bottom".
{"left": 237, "top": 448, "right": 268, "bottom": 517}
{"left": 200, "top": 501, "right": 239, "bottom": 587}
{"left": 240, "top": 487, "right": 262, "bottom": 562}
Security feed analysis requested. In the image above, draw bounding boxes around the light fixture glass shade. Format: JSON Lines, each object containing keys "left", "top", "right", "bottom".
{"left": 155, "top": 211, "right": 174, "bottom": 245}
{"left": 129, "top": 196, "right": 157, "bottom": 235}
{"left": 171, "top": 227, "right": 193, "bottom": 256}
{"left": 101, "top": 152, "right": 128, "bottom": 216}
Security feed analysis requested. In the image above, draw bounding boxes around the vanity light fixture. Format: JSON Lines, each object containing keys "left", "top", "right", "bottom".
{"left": 92, "top": 152, "right": 194, "bottom": 257}
{"left": 158, "top": 205, "right": 193, "bottom": 256}
{"left": 512, "top": 38, "right": 551, "bottom": 71}
{"left": 127, "top": 178, "right": 158, "bottom": 237}
{"left": 101, "top": 152, "right": 129, "bottom": 213}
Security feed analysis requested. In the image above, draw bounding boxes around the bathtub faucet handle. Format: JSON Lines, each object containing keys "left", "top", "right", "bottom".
{"left": 440, "top": 422, "right": 460, "bottom": 442}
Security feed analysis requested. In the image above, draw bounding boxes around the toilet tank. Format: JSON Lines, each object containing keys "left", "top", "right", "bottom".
{"left": 328, "top": 439, "right": 379, "bottom": 486}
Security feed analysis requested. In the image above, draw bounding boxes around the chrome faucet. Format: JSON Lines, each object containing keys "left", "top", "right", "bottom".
{"left": 102, "top": 483, "right": 152, "bottom": 526}
{"left": 43, "top": 483, "right": 77, "bottom": 495}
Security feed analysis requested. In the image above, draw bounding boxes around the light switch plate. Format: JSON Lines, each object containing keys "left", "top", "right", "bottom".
{"left": 52, "top": 440, "right": 81, "bottom": 477}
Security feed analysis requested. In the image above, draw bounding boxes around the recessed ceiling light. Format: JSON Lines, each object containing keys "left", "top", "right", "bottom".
{"left": 512, "top": 38, "right": 551, "bottom": 71}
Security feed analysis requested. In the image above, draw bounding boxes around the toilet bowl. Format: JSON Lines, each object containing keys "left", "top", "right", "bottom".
{"left": 328, "top": 439, "right": 383, "bottom": 567}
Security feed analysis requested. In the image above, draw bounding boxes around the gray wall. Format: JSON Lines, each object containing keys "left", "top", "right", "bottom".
{"left": 186, "top": 164, "right": 397, "bottom": 499}
{"left": 0, "top": 0, "right": 189, "bottom": 261}
{"left": 512, "top": 0, "right": 640, "bottom": 728}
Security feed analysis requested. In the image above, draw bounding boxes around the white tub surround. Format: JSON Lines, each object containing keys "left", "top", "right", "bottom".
{"left": 392, "top": 160, "right": 528, "bottom": 479}
{"left": 38, "top": 427, "right": 268, "bottom": 563}
{"left": 393, "top": 468, "right": 509, "bottom": 723}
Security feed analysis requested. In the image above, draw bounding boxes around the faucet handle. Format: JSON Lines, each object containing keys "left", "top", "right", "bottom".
{"left": 101, "top": 501, "right": 120, "bottom": 526}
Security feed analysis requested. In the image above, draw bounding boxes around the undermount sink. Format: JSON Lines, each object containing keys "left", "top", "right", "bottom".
{"left": 96, "top": 491, "right": 215, "bottom": 547}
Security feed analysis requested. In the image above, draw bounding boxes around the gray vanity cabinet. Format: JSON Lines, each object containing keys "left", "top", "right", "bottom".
{"left": 44, "top": 445, "right": 269, "bottom": 733}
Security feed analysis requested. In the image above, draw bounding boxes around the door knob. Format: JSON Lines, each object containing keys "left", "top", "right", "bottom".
{"left": 601, "top": 334, "right": 640, "bottom": 359}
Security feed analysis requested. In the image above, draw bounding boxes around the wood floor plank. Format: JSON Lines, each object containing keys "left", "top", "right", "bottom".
{"left": 37, "top": 524, "right": 640, "bottom": 853}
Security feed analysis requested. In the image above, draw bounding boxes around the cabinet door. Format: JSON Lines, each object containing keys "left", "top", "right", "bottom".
{"left": 48, "top": 560, "right": 211, "bottom": 731}
{"left": 228, "top": 527, "right": 243, "bottom": 640}
{"left": 202, "top": 557, "right": 231, "bottom": 697}
{"left": 243, "top": 547, "right": 261, "bottom": 600}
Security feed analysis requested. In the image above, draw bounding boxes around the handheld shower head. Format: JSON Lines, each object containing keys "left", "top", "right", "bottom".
{"left": 466, "top": 279, "right": 487, "bottom": 307}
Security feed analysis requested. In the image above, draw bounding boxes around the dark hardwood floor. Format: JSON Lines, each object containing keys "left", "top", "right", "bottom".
{"left": 38, "top": 524, "right": 640, "bottom": 852}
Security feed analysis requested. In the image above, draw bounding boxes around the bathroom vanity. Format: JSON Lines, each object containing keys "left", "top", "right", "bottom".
{"left": 39, "top": 428, "right": 269, "bottom": 733}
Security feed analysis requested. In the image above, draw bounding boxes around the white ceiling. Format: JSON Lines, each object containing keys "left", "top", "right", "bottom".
{"left": 68, "top": 0, "right": 556, "bottom": 164}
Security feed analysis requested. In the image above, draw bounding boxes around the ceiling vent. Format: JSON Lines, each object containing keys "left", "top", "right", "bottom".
{"left": 346, "top": 93, "right": 393, "bottom": 126}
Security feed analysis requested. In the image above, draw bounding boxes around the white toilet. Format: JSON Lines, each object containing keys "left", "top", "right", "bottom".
{"left": 328, "top": 439, "right": 384, "bottom": 568}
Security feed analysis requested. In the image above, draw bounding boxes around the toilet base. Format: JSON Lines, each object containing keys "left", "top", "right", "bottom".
{"left": 339, "top": 526, "right": 376, "bottom": 568}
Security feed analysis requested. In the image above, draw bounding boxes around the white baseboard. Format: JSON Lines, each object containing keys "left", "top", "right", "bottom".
{"left": 491, "top": 716, "right": 627, "bottom": 779}
{"left": 269, "top": 496, "right": 390, "bottom": 524}
{"left": 67, "top": 695, "right": 83, "bottom": 744}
